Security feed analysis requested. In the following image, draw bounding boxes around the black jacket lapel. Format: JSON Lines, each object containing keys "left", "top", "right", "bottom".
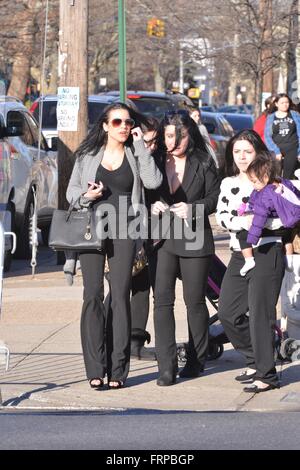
{"left": 181, "top": 156, "right": 199, "bottom": 195}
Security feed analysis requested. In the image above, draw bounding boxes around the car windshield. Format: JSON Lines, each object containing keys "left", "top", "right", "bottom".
{"left": 130, "top": 97, "right": 171, "bottom": 118}
{"left": 34, "top": 100, "right": 109, "bottom": 128}
{"left": 88, "top": 102, "right": 109, "bottom": 125}
{"left": 34, "top": 101, "right": 57, "bottom": 129}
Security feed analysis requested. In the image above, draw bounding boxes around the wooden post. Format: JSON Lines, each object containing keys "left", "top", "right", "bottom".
{"left": 57, "top": 0, "right": 88, "bottom": 263}
{"left": 260, "top": 0, "right": 273, "bottom": 97}
{"left": 58, "top": 0, "right": 88, "bottom": 211}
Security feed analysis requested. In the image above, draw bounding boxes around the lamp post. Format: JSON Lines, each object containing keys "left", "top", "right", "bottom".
{"left": 118, "top": 0, "right": 127, "bottom": 103}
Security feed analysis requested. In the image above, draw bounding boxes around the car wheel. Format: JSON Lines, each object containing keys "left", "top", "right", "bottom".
{"left": 15, "top": 194, "right": 35, "bottom": 260}
{"left": 41, "top": 226, "right": 50, "bottom": 246}
{"left": 207, "top": 342, "right": 224, "bottom": 360}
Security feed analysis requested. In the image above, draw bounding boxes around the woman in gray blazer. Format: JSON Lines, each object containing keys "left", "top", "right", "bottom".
{"left": 66, "top": 103, "right": 162, "bottom": 390}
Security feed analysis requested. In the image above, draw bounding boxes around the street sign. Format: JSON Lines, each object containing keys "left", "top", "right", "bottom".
{"left": 57, "top": 86, "right": 80, "bottom": 132}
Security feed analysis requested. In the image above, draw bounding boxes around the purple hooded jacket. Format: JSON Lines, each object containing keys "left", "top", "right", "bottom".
{"left": 247, "top": 179, "right": 300, "bottom": 245}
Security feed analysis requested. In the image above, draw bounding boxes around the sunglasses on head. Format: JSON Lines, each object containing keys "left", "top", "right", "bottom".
{"left": 110, "top": 118, "right": 135, "bottom": 128}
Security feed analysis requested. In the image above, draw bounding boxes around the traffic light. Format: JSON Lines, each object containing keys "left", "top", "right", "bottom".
{"left": 147, "top": 18, "right": 165, "bottom": 38}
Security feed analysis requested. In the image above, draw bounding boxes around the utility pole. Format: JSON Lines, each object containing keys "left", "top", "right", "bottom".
{"left": 260, "top": 0, "right": 273, "bottom": 100}
{"left": 57, "top": 0, "right": 88, "bottom": 264}
{"left": 118, "top": 0, "right": 127, "bottom": 102}
{"left": 58, "top": 0, "right": 88, "bottom": 212}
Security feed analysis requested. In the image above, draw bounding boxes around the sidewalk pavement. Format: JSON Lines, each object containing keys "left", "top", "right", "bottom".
{"left": 0, "top": 219, "right": 300, "bottom": 412}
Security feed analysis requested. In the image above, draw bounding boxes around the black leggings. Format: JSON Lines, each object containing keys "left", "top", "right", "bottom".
{"left": 153, "top": 245, "right": 212, "bottom": 374}
{"left": 79, "top": 238, "right": 135, "bottom": 382}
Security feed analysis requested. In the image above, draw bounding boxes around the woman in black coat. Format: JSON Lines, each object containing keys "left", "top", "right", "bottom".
{"left": 149, "top": 110, "right": 220, "bottom": 386}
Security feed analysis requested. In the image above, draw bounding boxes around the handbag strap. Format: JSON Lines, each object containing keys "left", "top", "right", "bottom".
{"left": 66, "top": 196, "right": 82, "bottom": 221}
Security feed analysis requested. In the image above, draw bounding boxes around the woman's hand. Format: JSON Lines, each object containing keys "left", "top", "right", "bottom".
{"left": 83, "top": 181, "right": 104, "bottom": 200}
{"left": 131, "top": 126, "right": 143, "bottom": 141}
{"left": 151, "top": 201, "right": 169, "bottom": 215}
{"left": 170, "top": 202, "right": 189, "bottom": 219}
{"left": 275, "top": 153, "right": 282, "bottom": 161}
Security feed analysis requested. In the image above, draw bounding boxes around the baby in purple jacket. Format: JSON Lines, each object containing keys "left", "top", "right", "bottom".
{"left": 237, "top": 154, "right": 300, "bottom": 276}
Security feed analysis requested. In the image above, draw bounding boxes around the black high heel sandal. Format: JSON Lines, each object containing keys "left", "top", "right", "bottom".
{"left": 89, "top": 378, "right": 104, "bottom": 390}
{"left": 108, "top": 380, "right": 124, "bottom": 390}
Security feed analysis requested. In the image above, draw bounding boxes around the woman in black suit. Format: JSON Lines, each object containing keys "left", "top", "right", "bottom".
{"left": 150, "top": 110, "right": 220, "bottom": 386}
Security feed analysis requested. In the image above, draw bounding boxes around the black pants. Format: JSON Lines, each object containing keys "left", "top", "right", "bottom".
{"left": 218, "top": 243, "right": 285, "bottom": 386}
{"left": 153, "top": 244, "right": 212, "bottom": 375}
{"left": 131, "top": 266, "right": 151, "bottom": 332}
{"left": 280, "top": 143, "right": 299, "bottom": 179}
{"left": 79, "top": 238, "right": 135, "bottom": 382}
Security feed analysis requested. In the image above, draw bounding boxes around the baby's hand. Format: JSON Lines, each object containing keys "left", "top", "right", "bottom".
{"left": 237, "top": 202, "right": 248, "bottom": 216}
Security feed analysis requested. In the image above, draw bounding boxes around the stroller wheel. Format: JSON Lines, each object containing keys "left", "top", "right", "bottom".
{"left": 207, "top": 343, "right": 224, "bottom": 361}
{"left": 291, "top": 344, "right": 300, "bottom": 362}
{"left": 279, "top": 338, "right": 295, "bottom": 361}
{"left": 176, "top": 343, "right": 188, "bottom": 364}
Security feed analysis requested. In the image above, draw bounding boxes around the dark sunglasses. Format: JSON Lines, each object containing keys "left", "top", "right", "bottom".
{"left": 110, "top": 118, "right": 135, "bottom": 128}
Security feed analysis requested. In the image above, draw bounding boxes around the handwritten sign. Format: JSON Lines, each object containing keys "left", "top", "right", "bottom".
{"left": 57, "top": 87, "right": 79, "bottom": 131}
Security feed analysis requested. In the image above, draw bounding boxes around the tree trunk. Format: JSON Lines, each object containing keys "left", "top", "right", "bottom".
{"left": 8, "top": 54, "right": 31, "bottom": 99}
{"left": 287, "top": 0, "right": 298, "bottom": 96}
{"left": 7, "top": 0, "right": 37, "bottom": 100}
{"left": 254, "top": 71, "right": 263, "bottom": 119}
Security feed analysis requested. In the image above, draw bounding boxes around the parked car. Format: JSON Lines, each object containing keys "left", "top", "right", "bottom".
{"left": 30, "top": 94, "right": 123, "bottom": 150}
{"left": 217, "top": 104, "right": 253, "bottom": 115}
{"left": 102, "top": 90, "right": 194, "bottom": 119}
{"left": 200, "top": 111, "right": 234, "bottom": 169}
{"left": 220, "top": 113, "right": 254, "bottom": 134}
{"left": 200, "top": 105, "right": 218, "bottom": 113}
{"left": 0, "top": 96, "right": 57, "bottom": 266}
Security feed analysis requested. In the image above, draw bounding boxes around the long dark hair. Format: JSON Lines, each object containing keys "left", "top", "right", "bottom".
{"left": 75, "top": 102, "right": 150, "bottom": 160}
{"left": 268, "top": 93, "right": 292, "bottom": 114}
{"left": 224, "top": 129, "right": 268, "bottom": 177}
{"left": 153, "top": 110, "right": 209, "bottom": 166}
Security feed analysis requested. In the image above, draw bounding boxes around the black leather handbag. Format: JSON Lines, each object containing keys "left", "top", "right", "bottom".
{"left": 49, "top": 198, "right": 104, "bottom": 252}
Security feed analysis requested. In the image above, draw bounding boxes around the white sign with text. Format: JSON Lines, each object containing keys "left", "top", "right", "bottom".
{"left": 57, "top": 87, "right": 80, "bottom": 131}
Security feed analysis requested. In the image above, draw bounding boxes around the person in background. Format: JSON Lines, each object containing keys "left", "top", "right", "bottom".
{"left": 187, "top": 105, "right": 219, "bottom": 169}
{"left": 253, "top": 95, "right": 275, "bottom": 143}
{"left": 265, "top": 93, "right": 300, "bottom": 179}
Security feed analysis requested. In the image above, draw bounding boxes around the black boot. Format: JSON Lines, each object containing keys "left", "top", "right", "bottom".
{"left": 130, "top": 329, "right": 156, "bottom": 361}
